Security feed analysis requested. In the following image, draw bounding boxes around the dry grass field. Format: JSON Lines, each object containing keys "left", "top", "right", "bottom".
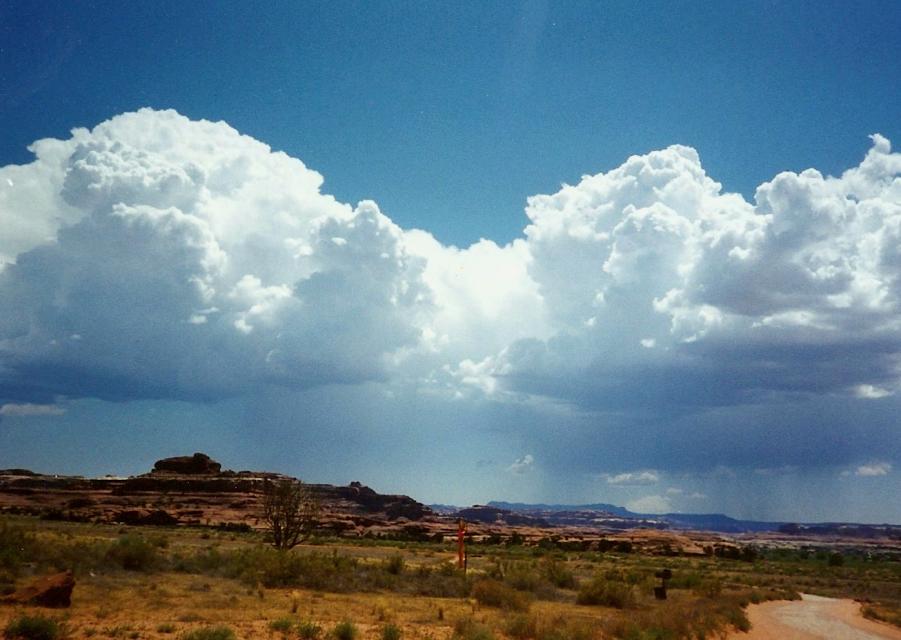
{"left": 2, "top": 517, "right": 900, "bottom": 640}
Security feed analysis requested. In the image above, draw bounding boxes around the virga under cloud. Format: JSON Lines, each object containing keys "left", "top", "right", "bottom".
{"left": 1, "top": 110, "right": 900, "bottom": 519}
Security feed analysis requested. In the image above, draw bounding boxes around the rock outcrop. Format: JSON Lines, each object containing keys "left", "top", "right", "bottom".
{"left": 0, "top": 570, "right": 75, "bottom": 608}
{"left": 0, "top": 456, "right": 437, "bottom": 538}
{"left": 152, "top": 452, "right": 221, "bottom": 475}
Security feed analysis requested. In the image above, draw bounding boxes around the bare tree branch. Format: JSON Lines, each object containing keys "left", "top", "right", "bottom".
{"left": 262, "top": 478, "right": 319, "bottom": 550}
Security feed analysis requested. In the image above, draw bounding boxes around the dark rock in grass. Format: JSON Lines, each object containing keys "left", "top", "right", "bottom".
{"left": 0, "top": 570, "right": 75, "bottom": 608}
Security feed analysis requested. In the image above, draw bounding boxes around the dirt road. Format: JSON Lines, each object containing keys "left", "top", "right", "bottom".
{"left": 728, "top": 594, "right": 901, "bottom": 640}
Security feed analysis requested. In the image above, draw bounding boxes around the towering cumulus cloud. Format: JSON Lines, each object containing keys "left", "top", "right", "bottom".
{"left": 0, "top": 110, "right": 430, "bottom": 402}
{"left": 1, "top": 109, "right": 900, "bottom": 418}
{"left": 484, "top": 136, "right": 901, "bottom": 409}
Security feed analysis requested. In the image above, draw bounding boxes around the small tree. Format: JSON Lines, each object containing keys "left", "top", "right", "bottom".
{"left": 262, "top": 478, "right": 319, "bottom": 550}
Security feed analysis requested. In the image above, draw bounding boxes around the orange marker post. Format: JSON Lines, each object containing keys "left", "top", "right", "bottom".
{"left": 457, "top": 518, "right": 466, "bottom": 572}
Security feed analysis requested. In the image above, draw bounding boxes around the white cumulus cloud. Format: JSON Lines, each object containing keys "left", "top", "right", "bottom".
{"left": 507, "top": 454, "right": 535, "bottom": 474}
{"left": 605, "top": 470, "right": 660, "bottom": 486}
{"left": 2, "top": 106, "right": 901, "bottom": 454}
{"left": 855, "top": 462, "right": 892, "bottom": 477}
{"left": 626, "top": 494, "right": 672, "bottom": 514}
{"left": 482, "top": 135, "right": 901, "bottom": 411}
{"left": 0, "top": 403, "right": 65, "bottom": 416}
{"left": 0, "top": 110, "right": 431, "bottom": 403}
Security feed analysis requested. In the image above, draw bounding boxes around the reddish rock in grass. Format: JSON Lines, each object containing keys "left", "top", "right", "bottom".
{"left": 0, "top": 570, "right": 75, "bottom": 608}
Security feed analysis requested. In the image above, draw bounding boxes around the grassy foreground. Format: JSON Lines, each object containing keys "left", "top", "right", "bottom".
{"left": 1, "top": 517, "right": 900, "bottom": 640}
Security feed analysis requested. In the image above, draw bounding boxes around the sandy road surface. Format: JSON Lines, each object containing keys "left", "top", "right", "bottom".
{"left": 728, "top": 594, "right": 901, "bottom": 640}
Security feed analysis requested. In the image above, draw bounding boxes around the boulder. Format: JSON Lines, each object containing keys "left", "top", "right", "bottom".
{"left": 152, "top": 452, "right": 221, "bottom": 475}
{"left": 0, "top": 570, "right": 74, "bottom": 608}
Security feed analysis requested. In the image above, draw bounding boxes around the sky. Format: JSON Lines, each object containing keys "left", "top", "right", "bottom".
{"left": 1, "top": 1, "right": 900, "bottom": 523}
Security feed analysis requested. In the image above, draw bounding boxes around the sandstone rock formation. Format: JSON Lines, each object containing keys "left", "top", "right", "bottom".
{"left": 0, "top": 570, "right": 75, "bottom": 608}
{"left": 152, "top": 452, "right": 221, "bottom": 475}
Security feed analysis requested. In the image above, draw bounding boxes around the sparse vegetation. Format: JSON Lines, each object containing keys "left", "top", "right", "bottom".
{"left": 106, "top": 534, "right": 159, "bottom": 571}
{"left": 452, "top": 617, "right": 494, "bottom": 640}
{"left": 0, "top": 515, "right": 900, "bottom": 640}
{"left": 380, "top": 623, "right": 401, "bottom": 640}
{"left": 297, "top": 621, "right": 322, "bottom": 640}
{"left": 331, "top": 620, "right": 357, "bottom": 640}
{"left": 3, "top": 615, "right": 65, "bottom": 640}
{"left": 384, "top": 554, "right": 405, "bottom": 575}
{"left": 576, "top": 574, "right": 636, "bottom": 608}
{"left": 471, "top": 578, "right": 531, "bottom": 611}
{"left": 178, "top": 627, "right": 235, "bottom": 640}
{"left": 268, "top": 617, "right": 295, "bottom": 635}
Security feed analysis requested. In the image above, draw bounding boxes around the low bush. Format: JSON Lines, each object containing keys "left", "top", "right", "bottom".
{"left": 862, "top": 603, "right": 901, "bottom": 627}
{"left": 532, "top": 615, "right": 595, "bottom": 640}
{"left": 504, "top": 565, "right": 542, "bottom": 592}
{"left": 179, "top": 627, "right": 236, "bottom": 640}
{"left": 106, "top": 534, "right": 158, "bottom": 572}
{"left": 602, "top": 594, "right": 750, "bottom": 640}
{"left": 0, "top": 520, "right": 36, "bottom": 577}
{"left": 173, "top": 544, "right": 470, "bottom": 597}
{"left": 380, "top": 623, "right": 401, "bottom": 640}
{"left": 452, "top": 617, "right": 494, "bottom": 640}
{"left": 540, "top": 558, "right": 576, "bottom": 589}
{"left": 3, "top": 615, "right": 65, "bottom": 640}
{"left": 332, "top": 621, "right": 357, "bottom": 640}
{"left": 384, "top": 555, "right": 405, "bottom": 575}
{"left": 297, "top": 621, "right": 322, "bottom": 640}
{"left": 576, "top": 576, "right": 636, "bottom": 608}
{"left": 694, "top": 578, "right": 722, "bottom": 599}
{"left": 503, "top": 614, "right": 535, "bottom": 640}
{"left": 471, "top": 578, "right": 531, "bottom": 611}
{"left": 268, "top": 617, "right": 295, "bottom": 635}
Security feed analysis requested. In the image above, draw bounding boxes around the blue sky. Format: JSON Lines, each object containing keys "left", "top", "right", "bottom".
{"left": 1, "top": 1, "right": 901, "bottom": 522}
{"left": 5, "top": 1, "right": 899, "bottom": 246}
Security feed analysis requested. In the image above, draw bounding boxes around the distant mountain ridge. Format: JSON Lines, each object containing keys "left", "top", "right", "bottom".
{"left": 484, "top": 501, "right": 780, "bottom": 533}
{"left": 488, "top": 501, "right": 637, "bottom": 518}
{"left": 480, "top": 501, "right": 901, "bottom": 535}
{"left": 3, "top": 453, "right": 899, "bottom": 540}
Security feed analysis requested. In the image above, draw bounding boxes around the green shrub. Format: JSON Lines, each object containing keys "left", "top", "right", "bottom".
{"left": 540, "top": 558, "right": 576, "bottom": 589}
{"left": 3, "top": 615, "right": 65, "bottom": 640}
{"left": 534, "top": 616, "right": 595, "bottom": 640}
{"left": 297, "top": 621, "right": 322, "bottom": 640}
{"left": 0, "top": 520, "right": 36, "bottom": 576}
{"left": 106, "top": 534, "right": 158, "bottom": 572}
{"left": 576, "top": 576, "right": 636, "bottom": 608}
{"left": 268, "top": 618, "right": 295, "bottom": 635}
{"left": 380, "top": 623, "right": 401, "bottom": 640}
{"left": 178, "top": 627, "right": 236, "bottom": 640}
{"left": 331, "top": 621, "right": 357, "bottom": 640}
{"left": 172, "top": 545, "right": 469, "bottom": 597}
{"left": 384, "top": 555, "right": 405, "bottom": 575}
{"left": 503, "top": 614, "right": 535, "bottom": 640}
{"left": 471, "top": 578, "right": 531, "bottom": 611}
{"left": 156, "top": 624, "right": 176, "bottom": 634}
{"left": 694, "top": 578, "right": 722, "bottom": 599}
{"left": 504, "top": 565, "right": 541, "bottom": 592}
{"left": 452, "top": 617, "right": 494, "bottom": 640}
